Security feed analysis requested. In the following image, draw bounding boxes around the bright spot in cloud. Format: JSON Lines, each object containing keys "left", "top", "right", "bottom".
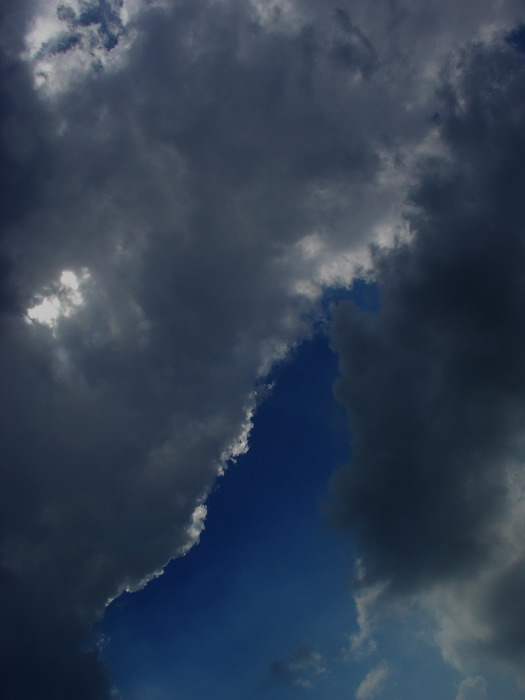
{"left": 23, "top": 0, "right": 131, "bottom": 92}
{"left": 26, "top": 268, "right": 90, "bottom": 328}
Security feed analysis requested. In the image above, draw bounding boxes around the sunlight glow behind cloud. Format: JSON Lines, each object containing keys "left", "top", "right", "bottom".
{"left": 26, "top": 268, "right": 90, "bottom": 328}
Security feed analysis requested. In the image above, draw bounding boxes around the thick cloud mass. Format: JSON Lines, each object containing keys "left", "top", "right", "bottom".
{"left": 331, "top": 37, "right": 525, "bottom": 681}
{"left": 1, "top": 0, "right": 525, "bottom": 697}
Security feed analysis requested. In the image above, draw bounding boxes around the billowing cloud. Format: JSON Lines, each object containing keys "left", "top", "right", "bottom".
{"left": 2, "top": 0, "right": 525, "bottom": 698}
{"left": 331, "top": 30, "right": 525, "bottom": 684}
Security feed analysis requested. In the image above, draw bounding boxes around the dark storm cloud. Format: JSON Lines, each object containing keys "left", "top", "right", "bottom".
{"left": 0, "top": 4, "right": 56, "bottom": 312}
{"left": 331, "top": 36, "right": 525, "bottom": 679}
{"left": 0, "top": 1, "right": 402, "bottom": 697}
{"left": 2, "top": 0, "right": 525, "bottom": 697}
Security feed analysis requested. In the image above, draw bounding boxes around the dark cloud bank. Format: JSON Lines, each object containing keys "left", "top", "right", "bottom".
{"left": 1, "top": 0, "right": 525, "bottom": 697}
{"left": 332, "top": 33, "right": 525, "bottom": 683}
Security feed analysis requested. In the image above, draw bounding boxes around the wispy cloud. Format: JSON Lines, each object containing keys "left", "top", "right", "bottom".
{"left": 456, "top": 676, "right": 488, "bottom": 700}
{"left": 355, "top": 661, "right": 390, "bottom": 700}
{"left": 270, "top": 645, "right": 327, "bottom": 688}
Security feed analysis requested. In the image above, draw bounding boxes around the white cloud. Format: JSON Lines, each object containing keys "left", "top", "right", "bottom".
{"left": 26, "top": 267, "right": 90, "bottom": 328}
{"left": 355, "top": 661, "right": 391, "bottom": 700}
{"left": 344, "top": 574, "right": 386, "bottom": 660}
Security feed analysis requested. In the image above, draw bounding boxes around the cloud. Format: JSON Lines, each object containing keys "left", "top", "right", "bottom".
{"left": 344, "top": 562, "right": 386, "bottom": 660}
{"left": 2, "top": 0, "right": 525, "bottom": 698}
{"left": 330, "top": 30, "right": 525, "bottom": 684}
{"left": 0, "top": 1, "right": 401, "bottom": 696}
{"left": 270, "top": 645, "right": 327, "bottom": 688}
{"left": 355, "top": 661, "right": 390, "bottom": 700}
{"left": 456, "top": 676, "right": 488, "bottom": 700}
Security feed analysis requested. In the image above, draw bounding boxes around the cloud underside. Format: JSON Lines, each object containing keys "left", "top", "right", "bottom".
{"left": 332, "top": 35, "right": 525, "bottom": 684}
{"left": 1, "top": 0, "right": 525, "bottom": 697}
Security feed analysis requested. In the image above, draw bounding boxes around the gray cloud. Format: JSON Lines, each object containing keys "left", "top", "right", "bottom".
{"left": 456, "top": 676, "right": 488, "bottom": 700}
{"left": 0, "top": 2, "right": 396, "bottom": 696}
{"left": 2, "top": 0, "right": 525, "bottom": 698}
{"left": 330, "top": 33, "right": 525, "bottom": 682}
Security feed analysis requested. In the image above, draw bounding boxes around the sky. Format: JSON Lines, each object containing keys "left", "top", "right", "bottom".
{"left": 2, "top": 1, "right": 525, "bottom": 699}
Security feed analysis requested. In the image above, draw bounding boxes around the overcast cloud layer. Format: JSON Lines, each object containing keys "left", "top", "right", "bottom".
{"left": 1, "top": 0, "right": 525, "bottom": 698}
